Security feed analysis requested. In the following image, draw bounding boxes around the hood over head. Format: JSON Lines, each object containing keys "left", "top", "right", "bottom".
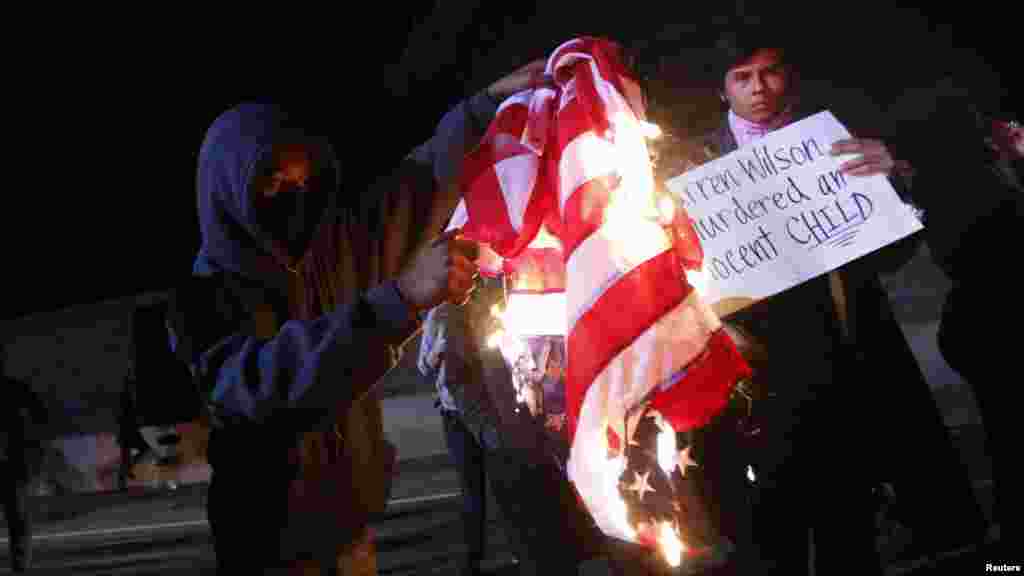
{"left": 194, "top": 102, "right": 339, "bottom": 289}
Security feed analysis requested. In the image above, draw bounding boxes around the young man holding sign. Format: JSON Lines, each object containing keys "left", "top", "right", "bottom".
{"left": 663, "top": 28, "right": 988, "bottom": 574}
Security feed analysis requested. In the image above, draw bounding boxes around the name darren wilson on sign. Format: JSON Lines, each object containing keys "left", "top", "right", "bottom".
{"left": 665, "top": 110, "right": 923, "bottom": 316}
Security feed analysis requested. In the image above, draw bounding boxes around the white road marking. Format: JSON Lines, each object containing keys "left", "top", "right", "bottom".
{"left": 0, "top": 491, "right": 462, "bottom": 544}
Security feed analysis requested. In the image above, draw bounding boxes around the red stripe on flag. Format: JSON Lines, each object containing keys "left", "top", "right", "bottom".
{"left": 463, "top": 105, "right": 531, "bottom": 174}
{"left": 565, "top": 249, "right": 689, "bottom": 443}
{"left": 463, "top": 167, "right": 517, "bottom": 249}
{"left": 648, "top": 329, "right": 752, "bottom": 432}
{"left": 573, "top": 59, "right": 612, "bottom": 139}
{"left": 554, "top": 97, "right": 597, "bottom": 167}
{"left": 494, "top": 156, "right": 557, "bottom": 259}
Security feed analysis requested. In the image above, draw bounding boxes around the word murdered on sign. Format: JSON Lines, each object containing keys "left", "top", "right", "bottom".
{"left": 665, "top": 111, "right": 923, "bottom": 316}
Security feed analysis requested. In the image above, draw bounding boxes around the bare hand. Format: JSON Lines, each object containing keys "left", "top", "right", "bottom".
{"left": 487, "top": 59, "right": 548, "bottom": 101}
{"left": 990, "top": 120, "right": 1024, "bottom": 160}
{"left": 545, "top": 414, "right": 565, "bottom": 432}
{"left": 831, "top": 138, "right": 897, "bottom": 177}
{"left": 396, "top": 228, "right": 480, "bottom": 312}
{"left": 523, "top": 383, "right": 543, "bottom": 417}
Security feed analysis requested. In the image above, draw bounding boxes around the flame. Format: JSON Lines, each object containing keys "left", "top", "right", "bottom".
{"left": 747, "top": 465, "right": 757, "bottom": 483}
{"left": 501, "top": 292, "right": 568, "bottom": 336}
{"left": 486, "top": 329, "right": 506, "bottom": 350}
{"left": 640, "top": 120, "right": 663, "bottom": 140}
{"left": 601, "top": 112, "right": 671, "bottom": 267}
{"left": 655, "top": 417, "right": 677, "bottom": 476}
{"left": 487, "top": 293, "right": 568, "bottom": 403}
{"left": 658, "top": 521, "right": 685, "bottom": 568}
{"left": 685, "top": 266, "right": 711, "bottom": 298}
{"left": 488, "top": 296, "right": 567, "bottom": 404}
{"left": 657, "top": 193, "right": 676, "bottom": 225}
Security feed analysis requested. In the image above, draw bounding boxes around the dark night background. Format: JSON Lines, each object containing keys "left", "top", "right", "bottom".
{"left": 6, "top": 2, "right": 1017, "bottom": 322}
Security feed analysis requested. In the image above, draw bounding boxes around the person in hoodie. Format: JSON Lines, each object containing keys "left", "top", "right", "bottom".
{"left": 169, "top": 62, "right": 546, "bottom": 574}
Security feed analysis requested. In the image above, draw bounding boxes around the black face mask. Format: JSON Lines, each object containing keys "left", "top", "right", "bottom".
{"left": 259, "top": 186, "right": 315, "bottom": 260}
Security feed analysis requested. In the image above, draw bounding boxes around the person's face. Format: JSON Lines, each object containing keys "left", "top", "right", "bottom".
{"left": 722, "top": 48, "right": 791, "bottom": 124}
{"left": 258, "top": 143, "right": 313, "bottom": 199}
{"left": 251, "top": 142, "right": 322, "bottom": 260}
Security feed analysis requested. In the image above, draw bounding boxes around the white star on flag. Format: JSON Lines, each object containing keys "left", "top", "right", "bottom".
{"left": 678, "top": 446, "right": 698, "bottom": 477}
{"left": 627, "top": 470, "right": 655, "bottom": 500}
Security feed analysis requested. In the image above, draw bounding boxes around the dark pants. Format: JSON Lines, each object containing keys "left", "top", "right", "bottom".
{"left": 940, "top": 291, "right": 1021, "bottom": 556}
{"left": 484, "top": 414, "right": 603, "bottom": 576}
{"left": 207, "top": 470, "right": 293, "bottom": 573}
{"left": 968, "top": 367, "right": 1021, "bottom": 557}
{"left": 749, "top": 467, "right": 880, "bottom": 575}
{"left": 746, "top": 388, "right": 883, "bottom": 575}
{"left": 1, "top": 462, "right": 31, "bottom": 572}
{"left": 206, "top": 427, "right": 296, "bottom": 574}
{"left": 441, "top": 410, "right": 489, "bottom": 574}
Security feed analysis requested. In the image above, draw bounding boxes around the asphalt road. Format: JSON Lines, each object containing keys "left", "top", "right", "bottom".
{"left": 0, "top": 454, "right": 523, "bottom": 575}
{"left": 2, "top": 425, "right": 1003, "bottom": 575}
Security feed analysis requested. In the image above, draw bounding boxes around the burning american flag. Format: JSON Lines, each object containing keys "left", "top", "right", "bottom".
{"left": 447, "top": 37, "right": 752, "bottom": 567}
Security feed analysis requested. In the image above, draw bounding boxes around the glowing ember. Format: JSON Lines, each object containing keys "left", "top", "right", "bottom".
{"left": 658, "top": 521, "right": 685, "bottom": 568}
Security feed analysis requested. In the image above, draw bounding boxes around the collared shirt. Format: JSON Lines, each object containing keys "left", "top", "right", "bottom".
{"left": 727, "top": 107, "right": 794, "bottom": 149}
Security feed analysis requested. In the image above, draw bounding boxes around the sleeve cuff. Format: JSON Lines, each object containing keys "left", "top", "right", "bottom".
{"left": 365, "top": 280, "right": 419, "bottom": 343}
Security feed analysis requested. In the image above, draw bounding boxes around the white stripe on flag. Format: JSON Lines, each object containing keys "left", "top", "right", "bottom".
{"left": 589, "top": 61, "right": 632, "bottom": 122}
{"left": 558, "top": 132, "right": 618, "bottom": 214}
{"left": 496, "top": 90, "right": 534, "bottom": 115}
{"left": 559, "top": 78, "right": 578, "bottom": 111}
{"left": 548, "top": 39, "right": 587, "bottom": 74}
{"left": 566, "top": 219, "right": 671, "bottom": 330}
{"left": 494, "top": 153, "right": 539, "bottom": 232}
{"left": 446, "top": 200, "right": 468, "bottom": 232}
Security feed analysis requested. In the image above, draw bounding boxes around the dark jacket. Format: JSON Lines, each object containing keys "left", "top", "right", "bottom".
{"left": 169, "top": 92, "right": 499, "bottom": 561}
{"left": 678, "top": 109, "right": 985, "bottom": 547}
{"left": 175, "top": 91, "right": 499, "bottom": 430}
{"left": 896, "top": 113, "right": 1024, "bottom": 378}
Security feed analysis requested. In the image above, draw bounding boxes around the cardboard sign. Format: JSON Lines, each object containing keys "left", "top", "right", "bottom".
{"left": 665, "top": 111, "right": 923, "bottom": 316}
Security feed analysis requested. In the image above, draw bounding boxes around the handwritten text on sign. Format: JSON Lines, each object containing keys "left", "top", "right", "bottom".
{"left": 665, "top": 111, "right": 923, "bottom": 315}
